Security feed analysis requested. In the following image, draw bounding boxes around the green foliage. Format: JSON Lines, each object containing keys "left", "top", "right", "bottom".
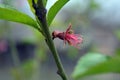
{"left": 27, "top": 0, "right": 47, "bottom": 14}
{"left": 12, "top": 60, "right": 35, "bottom": 80}
{"left": 27, "top": 0, "right": 37, "bottom": 14}
{"left": 42, "top": 0, "right": 48, "bottom": 7}
{"left": 21, "top": 60, "right": 34, "bottom": 78}
{"left": 72, "top": 52, "right": 110, "bottom": 79}
{"left": 47, "top": 0, "right": 69, "bottom": 26}
{"left": 74, "top": 56, "right": 120, "bottom": 79}
{"left": 12, "top": 68, "right": 23, "bottom": 80}
{"left": 0, "top": 4, "right": 38, "bottom": 30}
{"left": 90, "top": 0, "right": 99, "bottom": 10}
{"left": 1, "top": 0, "right": 120, "bottom": 80}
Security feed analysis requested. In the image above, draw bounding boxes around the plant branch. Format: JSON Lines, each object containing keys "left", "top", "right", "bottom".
{"left": 32, "top": 0, "right": 68, "bottom": 80}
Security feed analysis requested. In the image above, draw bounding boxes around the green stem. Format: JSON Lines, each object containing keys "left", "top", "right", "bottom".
{"left": 40, "top": 20, "right": 68, "bottom": 80}
{"left": 34, "top": 0, "right": 68, "bottom": 80}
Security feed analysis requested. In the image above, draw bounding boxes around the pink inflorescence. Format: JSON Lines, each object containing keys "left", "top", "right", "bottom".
{"left": 52, "top": 24, "right": 83, "bottom": 48}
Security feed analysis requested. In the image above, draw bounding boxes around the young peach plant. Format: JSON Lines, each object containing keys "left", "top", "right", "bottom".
{"left": 0, "top": 0, "right": 83, "bottom": 80}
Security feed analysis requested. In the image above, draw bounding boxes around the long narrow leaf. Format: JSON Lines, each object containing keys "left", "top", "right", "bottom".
{"left": 72, "top": 53, "right": 110, "bottom": 79}
{"left": 74, "top": 54, "right": 120, "bottom": 80}
{"left": 0, "top": 6, "right": 38, "bottom": 30}
{"left": 47, "top": 0, "right": 69, "bottom": 26}
{"left": 27, "top": 0, "right": 47, "bottom": 13}
{"left": 27, "top": 0, "right": 37, "bottom": 14}
{"left": 43, "top": 0, "right": 48, "bottom": 7}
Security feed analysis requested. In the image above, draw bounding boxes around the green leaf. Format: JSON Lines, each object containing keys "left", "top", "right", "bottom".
{"left": 73, "top": 57, "right": 120, "bottom": 80}
{"left": 27, "top": 0, "right": 47, "bottom": 13}
{"left": 0, "top": 5, "right": 38, "bottom": 30}
{"left": 43, "top": 0, "right": 48, "bottom": 7}
{"left": 72, "top": 52, "right": 110, "bottom": 79}
{"left": 27, "top": 0, "right": 37, "bottom": 14}
{"left": 47, "top": 0, "right": 69, "bottom": 26}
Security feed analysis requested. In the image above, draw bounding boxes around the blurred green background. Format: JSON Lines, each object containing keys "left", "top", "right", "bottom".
{"left": 0, "top": 0, "right": 120, "bottom": 80}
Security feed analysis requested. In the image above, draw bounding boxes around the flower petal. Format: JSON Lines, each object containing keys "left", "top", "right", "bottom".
{"left": 65, "top": 34, "right": 83, "bottom": 48}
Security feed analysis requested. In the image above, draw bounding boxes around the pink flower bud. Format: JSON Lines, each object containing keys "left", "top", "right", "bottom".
{"left": 52, "top": 24, "right": 83, "bottom": 48}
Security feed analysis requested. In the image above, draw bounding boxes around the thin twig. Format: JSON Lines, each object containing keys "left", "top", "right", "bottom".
{"left": 32, "top": 0, "right": 68, "bottom": 80}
